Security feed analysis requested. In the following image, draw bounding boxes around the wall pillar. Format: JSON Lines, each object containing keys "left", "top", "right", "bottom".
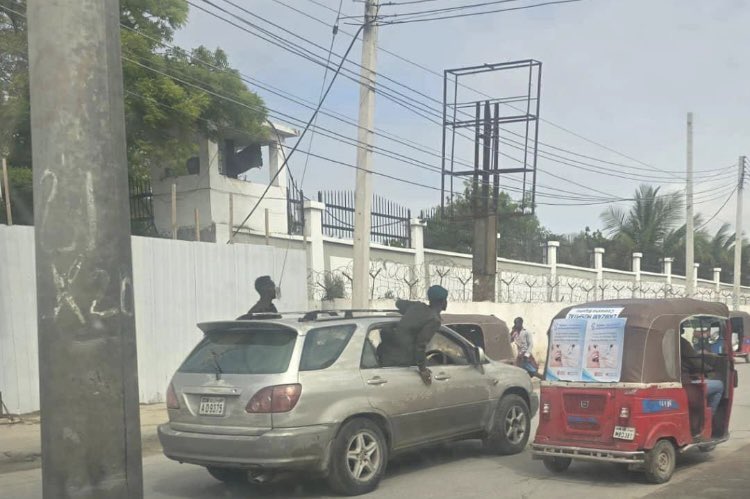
{"left": 547, "top": 241, "right": 560, "bottom": 301}
{"left": 268, "top": 141, "right": 287, "bottom": 190}
{"left": 632, "top": 252, "right": 643, "bottom": 298}
{"left": 303, "top": 201, "right": 325, "bottom": 278}
{"left": 693, "top": 263, "right": 700, "bottom": 295}
{"left": 713, "top": 267, "right": 722, "bottom": 299}
{"left": 662, "top": 257, "right": 674, "bottom": 297}
{"left": 594, "top": 247, "right": 605, "bottom": 299}
{"left": 410, "top": 219, "right": 427, "bottom": 299}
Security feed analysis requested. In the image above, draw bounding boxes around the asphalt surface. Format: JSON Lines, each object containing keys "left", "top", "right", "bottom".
{"left": 2, "top": 365, "right": 750, "bottom": 498}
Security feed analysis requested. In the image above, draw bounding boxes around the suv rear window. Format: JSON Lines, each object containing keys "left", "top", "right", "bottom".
{"left": 300, "top": 324, "right": 356, "bottom": 371}
{"left": 179, "top": 327, "right": 297, "bottom": 375}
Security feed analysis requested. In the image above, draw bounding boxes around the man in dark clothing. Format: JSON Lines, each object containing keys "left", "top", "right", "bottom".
{"left": 378, "top": 285, "right": 449, "bottom": 385}
{"left": 237, "top": 276, "right": 278, "bottom": 319}
{"left": 681, "top": 334, "right": 723, "bottom": 415}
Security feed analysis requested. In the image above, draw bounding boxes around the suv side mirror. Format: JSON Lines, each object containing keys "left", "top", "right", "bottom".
{"left": 476, "top": 346, "right": 488, "bottom": 364}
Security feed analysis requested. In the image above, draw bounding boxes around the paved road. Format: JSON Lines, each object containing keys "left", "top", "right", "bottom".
{"left": 3, "top": 365, "right": 750, "bottom": 498}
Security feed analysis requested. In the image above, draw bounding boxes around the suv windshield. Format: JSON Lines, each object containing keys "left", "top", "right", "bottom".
{"left": 179, "top": 327, "right": 297, "bottom": 375}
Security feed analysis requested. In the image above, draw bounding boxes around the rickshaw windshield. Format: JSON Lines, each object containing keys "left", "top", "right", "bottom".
{"left": 544, "top": 299, "right": 729, "bottom": 384}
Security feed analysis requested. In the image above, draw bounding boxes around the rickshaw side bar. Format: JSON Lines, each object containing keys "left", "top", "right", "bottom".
{"left": 540, "top": 381, "right": 683, "bottom": 390}
{"left": 531, "top": 444, "right": 645, "bottom": 464}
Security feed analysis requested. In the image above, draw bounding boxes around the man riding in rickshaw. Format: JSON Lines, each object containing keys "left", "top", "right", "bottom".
{"left": 532, "top": 298, "right": 737, "bottom": 485}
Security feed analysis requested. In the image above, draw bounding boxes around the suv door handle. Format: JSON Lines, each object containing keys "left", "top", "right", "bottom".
{"left": 367, "top": 377, "right": 388, "bottom": 385}
{"left": 433, "top": 373, "right": 451, "bottom": 381}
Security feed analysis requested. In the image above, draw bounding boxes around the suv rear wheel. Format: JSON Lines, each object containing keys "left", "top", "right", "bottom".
{"left": 483, "top": 394, "right": 530, "bottom": 455}
{"left": 327, "top": 418, "right": 388, "bottom": 496}
{"left": 206, "top": 466, "right": 247, "bottom": 483}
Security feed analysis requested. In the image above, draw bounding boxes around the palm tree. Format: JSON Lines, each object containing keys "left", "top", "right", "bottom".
{"left": 601, "top": 185, "right": 684, "bottom": 272}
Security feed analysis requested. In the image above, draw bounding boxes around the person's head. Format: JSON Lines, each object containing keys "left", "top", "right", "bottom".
{"left": 254, "top": 276, "right": 277, "bottom": 299}
{"left": 513, "top": 317, "right": 524, "bottom": 330}
{"left": 427, "top": 285, "right": 449, "bottom": 312}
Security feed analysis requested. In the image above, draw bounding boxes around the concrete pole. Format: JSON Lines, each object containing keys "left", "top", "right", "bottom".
{"left": 27, "top": 0, "right": 143, "bottom": 497}
{"left": 733, "top": 156, "right": 745, "bottom": 310}
{"left": 228, "top": 193, "right": 234, "bottom": 244}
{"left": 352, "top": 0, "right": 379, "bottom": 309}
{"left": 686, "top": 112, "right": 695, "bottom": 296}
{"left": 632, "top": 252, "right": 642, "bottom": 298}
{"left": 171, "top": 183, "right": 177, "bottom": 239}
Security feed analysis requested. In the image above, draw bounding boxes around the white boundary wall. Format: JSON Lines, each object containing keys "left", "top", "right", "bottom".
{"left": 0, "top": 225, "right": 307, "bottom": 414}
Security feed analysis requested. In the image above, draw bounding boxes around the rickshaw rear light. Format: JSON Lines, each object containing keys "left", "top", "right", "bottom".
{"left": 619, "top": 406, "right": 630, "bottom": 419}
{"left": 542, "top": 402, "right": 551, "bottom": 416}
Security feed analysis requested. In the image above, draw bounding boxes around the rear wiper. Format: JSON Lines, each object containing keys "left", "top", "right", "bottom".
{"left": 210, "top": 350, "right": 223, "bottom": 380}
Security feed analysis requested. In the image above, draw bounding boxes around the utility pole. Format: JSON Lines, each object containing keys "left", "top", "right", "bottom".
{"left": 352, "top": 0, "right": 379, "bottom": 308}
{"left": 734, "top": 156, "right": 746, "bottom": 310}
{"left": 686, "top": 112, "right": 695, "bottom": 296}
{"left": 27, "top": 1, "right": 143, "bottom": 497}
{"left": 472, "top": 102, "right": 497, "bottom": 301}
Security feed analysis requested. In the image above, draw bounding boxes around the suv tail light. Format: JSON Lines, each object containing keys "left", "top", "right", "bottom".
{"left": 166, "top": 383, "right": 180, "bottom": 409}
{"left": 246, "top": 384, "right": 302, "bottom": 413}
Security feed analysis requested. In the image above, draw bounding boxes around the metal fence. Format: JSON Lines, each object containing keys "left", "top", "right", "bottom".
{"left": 287, "top": 187, "right": 305, "bottom": 236}
{"left": 128, "top": 176, "right": 155, "bottom": 233}
{"left": 317, "top": 191, "right": 412, "bottom": 247}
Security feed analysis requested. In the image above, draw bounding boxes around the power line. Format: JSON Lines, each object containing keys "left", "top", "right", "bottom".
{"left": 224, "top": 23, "right": 366, "bottom": 241}
{"left": 372, "top": 0, "right": 582, "bottom": 25}
{"left": 201, "top": 0, "right": 728, "bottom": 185}
{"left": 295, "top": 0, "right": 714, "bottom": 177}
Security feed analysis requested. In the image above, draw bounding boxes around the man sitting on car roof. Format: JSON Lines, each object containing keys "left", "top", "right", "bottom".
{"left": 378, "top": 285, "right": 449, "bottom": 385}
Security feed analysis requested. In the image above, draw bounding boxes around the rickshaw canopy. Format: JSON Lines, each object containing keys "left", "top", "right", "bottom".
{"left": 547, "top": 299, "right": 729, "bottom": 384}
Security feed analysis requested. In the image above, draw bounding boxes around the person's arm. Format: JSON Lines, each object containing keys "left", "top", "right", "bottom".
{"left": 414, "top": 318, "right": 440, "bottom": 367}
{"left": 395, "top": 299, "right": 420, "bottom": 314}
{"left": 524, "top": 330, "right": 534, "bottom": 356}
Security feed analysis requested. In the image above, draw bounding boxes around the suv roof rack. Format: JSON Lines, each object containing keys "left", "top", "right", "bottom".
{"left": 299, "top": 309, "right": 401, "bottom": 322}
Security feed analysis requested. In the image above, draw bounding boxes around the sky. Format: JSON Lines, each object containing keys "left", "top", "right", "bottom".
{"left": 174, "top": 0, "right": 750, "bottom": 236}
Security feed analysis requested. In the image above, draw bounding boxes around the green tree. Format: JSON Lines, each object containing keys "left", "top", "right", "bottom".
{"left": 0, "top": 0, "right": 267, "bottom": 219}
{"left": 601, "top": 185, "right": 684, "bottom": 272}
{"left": 424, "top": 187, "right": 550, "bottom": 262}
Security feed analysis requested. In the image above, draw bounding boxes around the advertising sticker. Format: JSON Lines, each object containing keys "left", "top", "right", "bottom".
{"left": 566, "top": 307, "right": 624, "bottom": 320}
{"left": 546, "top": 318, "right": 587, "bottom": 381}
{"left": 582, "top": 317, "right": 626, "bottom": 382}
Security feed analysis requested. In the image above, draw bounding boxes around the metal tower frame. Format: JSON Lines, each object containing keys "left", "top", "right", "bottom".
{"left": 441, "top": 59, "right": 542, "bottom": 217}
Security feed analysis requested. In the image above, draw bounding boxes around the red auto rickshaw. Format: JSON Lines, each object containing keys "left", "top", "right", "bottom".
{"left": 532, "top": 299, "right": 738, "bottom": 484}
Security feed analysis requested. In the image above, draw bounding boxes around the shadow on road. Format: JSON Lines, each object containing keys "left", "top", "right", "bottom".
{"left": 150, "top": 440, "right": 720, "bottom": 498}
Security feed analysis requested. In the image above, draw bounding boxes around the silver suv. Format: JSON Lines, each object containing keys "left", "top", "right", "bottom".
{"left": 158, "top": 311, "right": 539, "bottom": 496}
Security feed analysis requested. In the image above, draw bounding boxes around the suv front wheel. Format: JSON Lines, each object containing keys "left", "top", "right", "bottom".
{"left": 483, "top": 394, "right": 531, "bottom": 455}
{"left": 327, "top": 418, "right": 388, "bottom": 496}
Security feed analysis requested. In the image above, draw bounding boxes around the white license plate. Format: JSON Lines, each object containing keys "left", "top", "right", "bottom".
{"left": 613, "top": 426, "right": 636, "bottom": 440}
{"left": 199, "top": 396, "right": 225, "bottom": 416}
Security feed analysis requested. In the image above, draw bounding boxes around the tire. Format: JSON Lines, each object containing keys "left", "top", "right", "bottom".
{"left": 542, "top": 456, "right": 572, "bottom": 473}
{"left": 326, "top": 418, "right": 388, "bottom": 496}
{"left": 206, "top": 466, "right": 247, "bottom": 483}
{"left": 483, "top": 394, "right": 531, "bottom": 455}
{"left": 644, "top": 440, "right": 676, "bottom": 484}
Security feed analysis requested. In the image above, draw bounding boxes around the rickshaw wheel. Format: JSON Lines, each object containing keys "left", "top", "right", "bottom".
{"left": 644, "top": 440, "right": 676, "bottom": 484}
{"left": 542, "top": 456, "right": 572, "bottom": 473}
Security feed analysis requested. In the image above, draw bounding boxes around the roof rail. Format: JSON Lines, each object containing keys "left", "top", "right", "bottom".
{"left": 299, "top": 309, "right": 401, "bottom": 322}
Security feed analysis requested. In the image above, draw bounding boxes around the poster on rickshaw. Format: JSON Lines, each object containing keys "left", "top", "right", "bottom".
{"left": 582, "top": 317, "right": 626, "bottom": 382}
{"left": 546, "top": 318, "right": 587, "bottom": 381}
{"left": 566, "top": 307, "right": 623, "bottom": 320}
